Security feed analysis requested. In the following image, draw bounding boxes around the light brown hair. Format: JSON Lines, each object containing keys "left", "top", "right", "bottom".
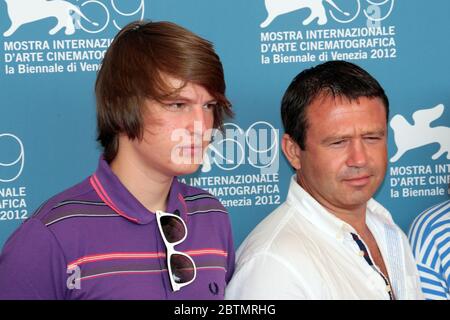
{"left": 95, "top": 20, "right": 233, "bottom": 162}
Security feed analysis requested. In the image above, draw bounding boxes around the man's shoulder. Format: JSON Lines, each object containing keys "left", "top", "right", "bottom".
{"left": 409, "top": 199, "right": 450, "bottom": 246}
{"left": 0, "top": 177, "right": 98, "bottom": 259}
{"left": 367, "top": 198, "right": 396, "bottom": 225}
{"left": 231, "top": 201, "right": 327, "bottom": 293}
{"left": 417, "top": 200, "right": 450, "bottom": 226}
{"left": 177, "top": 181, "right": 228, "bottom": 216}
{"left": 411, "top": 200, "right": 450, "bottom": 234}
{"left": 236, "top": 201, "right": 314, "bottom": 261}
{"left": 30, "top": 176, "right": 102, "bottom": 226}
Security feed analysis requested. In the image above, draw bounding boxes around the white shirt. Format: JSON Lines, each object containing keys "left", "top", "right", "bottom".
{"left": 225, "top": 176, "right": 424, "bottom": 300}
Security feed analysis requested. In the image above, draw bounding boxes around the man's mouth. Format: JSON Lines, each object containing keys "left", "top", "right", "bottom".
{"left": 342, "top": 175, "right": 372, "bottom": 187}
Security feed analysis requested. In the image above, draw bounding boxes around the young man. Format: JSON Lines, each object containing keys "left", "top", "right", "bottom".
{"left": 0, "top": 21, "right": 235, "bottom": 300}
{"left": 226, "top": 61, "right": 423, "bottom": 300}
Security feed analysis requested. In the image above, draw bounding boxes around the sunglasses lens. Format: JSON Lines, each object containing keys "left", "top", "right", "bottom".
{"left": 170, "top": 254, "right": 195, "bottom": 284}
{"left": 160, "top": 215, "right": 186, "bottom": 243}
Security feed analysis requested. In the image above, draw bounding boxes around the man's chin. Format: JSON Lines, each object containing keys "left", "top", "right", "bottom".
{"left": 343, "top": 193, "right": 373, "bottom": 208}
{"left": 172, "top": 163, "right": 203, "bottom": 176}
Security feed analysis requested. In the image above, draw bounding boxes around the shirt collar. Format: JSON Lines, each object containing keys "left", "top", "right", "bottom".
{"left": 286, "top": 175, "right": 394, "bottom": 240}
{"left": 89, "top": 156, "right": 187, "bottom": 224}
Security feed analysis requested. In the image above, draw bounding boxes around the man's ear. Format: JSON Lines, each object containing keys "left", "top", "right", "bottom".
{"left": 281, "top": 134, "right": 302, "bottom": 170}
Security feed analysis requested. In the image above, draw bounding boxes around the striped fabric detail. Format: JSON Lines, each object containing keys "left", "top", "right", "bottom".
{"left": 67, "top": 249, "right": 228, "bottom": 270}
{"left": 186, "top": 249, "right": 228, "bottom": 257}
{"left": 31, "top": 199, "right": 51, "bottom": 218}
{"left": 351, "top": 233, "right": 395, "bottom": 300}
{"left": 79, "top": 265, "right": 228, "bottom": 282}
{"left": 53, "top": 200, "right": 108, "bottom": 209}
{"left": 188, "top": 209, "right": 228, "bottom": 215}
{"left": 42, "top": 199, "right": 120, "bottom": 226}
{"left": 408, "top": 200, "right": 450, "bottom": 300}
{"left": 183, "top": 193, "right": 228, "bottom": 216}
{"left": 81, "top": 268, "right": 165, "bottom": 281}
{"left": 67, "top": 249, "right": 229, "bottom": 283}
{"left": 45, "top": 213, "right": 120, "bottom": 226}
{"left": 184, "top": 194, "right": 217, "bottom": 202}
{"left": 409, "top": 201, "right": 449, "bottom": 256}
{"left": 382, "top": 222, "right": 405, "bottom": 299}
{"left": 89, "top": 174, "right": 139, "bottom": 223}
{"left": 68, "top": 252, "right": 165, "bottom": 270}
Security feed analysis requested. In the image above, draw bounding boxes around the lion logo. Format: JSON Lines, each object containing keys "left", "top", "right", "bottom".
{"left": 3, "top": 0, "right": 98, "bottom": 36}
{"left": 260, "top": 0, "right": 351, "bottom": 28}
{"left": 390, "top": 104, "right": 450, "bottom": 162}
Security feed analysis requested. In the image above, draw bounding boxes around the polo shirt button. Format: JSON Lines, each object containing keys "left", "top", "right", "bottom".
{"left": 358, "top": 250, "right": 365, "bottom": 257}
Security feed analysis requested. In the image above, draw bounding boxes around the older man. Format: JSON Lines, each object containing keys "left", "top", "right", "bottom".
{"left": 226, "top": 61, "right": 423, "bottom": 300}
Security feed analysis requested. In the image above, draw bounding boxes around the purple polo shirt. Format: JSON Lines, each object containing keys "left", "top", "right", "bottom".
{"left": 0, "top": 158, "right": 235, "bottom": 300}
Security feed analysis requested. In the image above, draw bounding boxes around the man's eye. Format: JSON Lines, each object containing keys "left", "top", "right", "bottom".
{"left": 364, "top": 136, "right": 382, "bottom": 143}
{"left": 204, "top": 103, "right": 217, "bottom": 110}
{"left": 165, "top": 103, "right": 186, "bottom": 111}
{"left": 330, "top": 140, "right": 345, "bottom": 146}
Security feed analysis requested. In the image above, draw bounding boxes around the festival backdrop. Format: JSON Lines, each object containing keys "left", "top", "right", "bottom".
{"left": 0, "top": 0, "right": 449, "bottom": 249}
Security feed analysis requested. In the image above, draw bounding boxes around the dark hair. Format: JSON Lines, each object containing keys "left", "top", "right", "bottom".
{"left": 281, "top": 60, "right": 389, "bottom": 150}
{"left": 96, "top": 20, "right": 233, "bottom": 162}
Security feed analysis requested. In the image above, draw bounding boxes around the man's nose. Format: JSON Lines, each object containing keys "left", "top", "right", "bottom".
{"left": 346, "top": 140, "right": 368, "bottom": 168}
{"left": 186, "top": 106, "right": 215, "bottom": 144}
{"left": 188, "top": 105, "right": 214, "bottom": 132}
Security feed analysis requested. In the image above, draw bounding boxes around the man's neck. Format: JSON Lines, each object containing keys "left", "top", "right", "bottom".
{"left": 297, "top": 176, "right": 368, "bottom": 234}
{"left": 329, "top": 207, "right": 368, "bottom": 235}
{"left": 110, "top": 151, "right": 172, "bottom": 213}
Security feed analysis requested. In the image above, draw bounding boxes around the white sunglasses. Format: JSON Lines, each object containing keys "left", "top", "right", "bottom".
{"left": 156, "top": 210, "right": 197, "bottom": 291}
